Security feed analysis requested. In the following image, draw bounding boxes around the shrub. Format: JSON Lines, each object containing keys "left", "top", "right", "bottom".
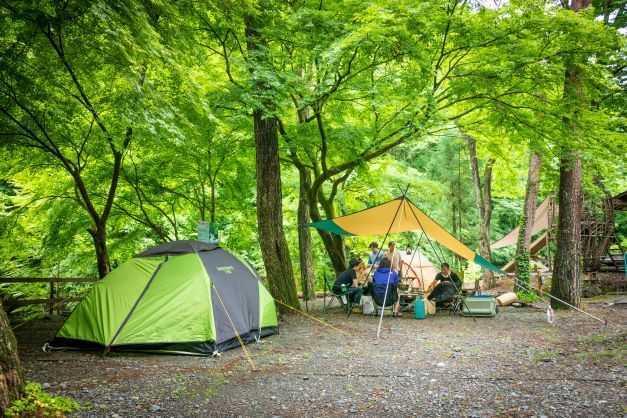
{"left": 516, "top": 290, "right": 540, "bottom": 304}
{"left": 5, "top": 382, "right": 80, "bottom": 418}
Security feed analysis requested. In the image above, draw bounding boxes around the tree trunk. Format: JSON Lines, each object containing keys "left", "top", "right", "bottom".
{"left": 0, "top": 300, "right": 23, "bottom": 411}
{"left": 252, "top": 113, "right": 299, "bottom": 308}
{"left": 209, "top": 178, "right": 216, "bottom": 225}
{"left": 308, "top": 198, "right": 346, "bottom": 274}
{"left": 515, "top": 152, "right": 542, "bottom": 291}
{"left": 551, "top": 152, "right": 582, "bottom": 308}
{"left": 465, "top": 134, "right": 495, "bottom": 288}
{"left": 317, "top": 230, "right": 346, "bottom": 274}
{"left": 245, "top": 13, "right": 299, "bottom": 310}
{"left": 551, "top": 0, "right": 590, "bottom": 309}
{"left": 89, "top": 225, "right": 110, "bottom": 279}
{"left": 297, "top": 170, "right": 316, "bottom": 300}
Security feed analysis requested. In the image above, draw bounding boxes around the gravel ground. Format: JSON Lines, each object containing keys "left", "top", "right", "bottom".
{"left": 15, "top": 297, "right": 627, "bottom": 417}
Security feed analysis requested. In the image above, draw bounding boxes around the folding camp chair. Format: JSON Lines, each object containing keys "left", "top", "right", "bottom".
{"left": 323, "top": 275, "right": 352, "bottom": 316}
{"left": 430, "top": 282, "right": 463, "bottom": 315}
{"left": 373, "top": 298, "right": 395, "bottom": 317}
{"left": 372, "top": 288, "right": 397, "bottom": 317}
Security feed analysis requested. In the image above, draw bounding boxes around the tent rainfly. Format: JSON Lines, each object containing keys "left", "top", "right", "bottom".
{"left": 48, "top": 241, "right": 277, "bottom": 356}
{"left": 308, "top": 196, "right": 504, "bottom": 273}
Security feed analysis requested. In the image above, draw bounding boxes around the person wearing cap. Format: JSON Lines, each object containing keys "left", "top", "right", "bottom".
{"left": 333, "top": 258, "right": 365, "bottom": 304}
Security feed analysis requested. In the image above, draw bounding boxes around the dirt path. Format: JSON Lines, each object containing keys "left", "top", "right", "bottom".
{"left": 15, "top": 299, "right": 626, "bottom": 417}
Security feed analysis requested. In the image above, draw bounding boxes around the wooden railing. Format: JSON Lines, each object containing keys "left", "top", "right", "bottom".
{"left": 0, "top": 277, "right": 99, "bottom": 314}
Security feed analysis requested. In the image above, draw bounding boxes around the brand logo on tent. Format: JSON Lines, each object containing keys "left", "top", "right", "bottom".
{"left": 217, "top": 266, "right": 234, "bottom": 274}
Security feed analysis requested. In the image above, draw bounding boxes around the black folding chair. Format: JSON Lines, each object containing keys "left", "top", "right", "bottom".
{"left": 430, "top": 282, "right": 463, "bottom": 315}
{"left": 323, "top": 275, "right": 352, "bottom": 316}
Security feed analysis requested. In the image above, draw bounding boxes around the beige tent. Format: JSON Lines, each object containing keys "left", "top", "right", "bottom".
{"left": 491, "top": 197, "right": 557, "bottom": 250}
{"left": 400, "top": 249, "right": 438, "bottom": 291}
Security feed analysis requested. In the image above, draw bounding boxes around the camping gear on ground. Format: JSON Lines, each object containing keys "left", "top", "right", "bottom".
{"left": 425, "top": 299, "right": 436, "bottom": 315}
{"left": 496, "top": 292, "right": 518, "bottom": 306}
{"left": 48, "top": 240, "right": 277, "bottom": 355}
{"left": 361, "top": 295, "right": 375, "bottom": 315}
{"left": 414, "top": 297, "right": 426, "bottom": 319}
{"left": 462, "top": 295, "right": 497, "bottom": 317}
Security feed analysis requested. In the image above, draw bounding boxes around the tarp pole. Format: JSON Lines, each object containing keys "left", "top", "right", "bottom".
{"left": 375, "top": 190, "right": 408, "bottom": 339}
{"left": 376, "top": 269, "right": 395, "bottom": 339}
{"left": 406, "top": 199, "right": 476, "bottom": 320}
{"left": 363, "top": 192, "right": 408, "bottom": 283}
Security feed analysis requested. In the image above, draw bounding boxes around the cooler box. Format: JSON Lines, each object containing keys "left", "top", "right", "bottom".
{"left": 462, "top": 295, "right": 497, "bottom": 317}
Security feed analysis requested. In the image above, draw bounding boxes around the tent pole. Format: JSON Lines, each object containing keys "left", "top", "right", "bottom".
{"left": 364, "top": 186, "right": 411, "bottom": 282}
{"left": 415, "top": 232, "right": 427, "bottom": 293}
{"left": 406, "top": 198, "right": 477, "bottom": 320}
{"left": 374, "top": 188, "right": 409, "bottom": 339}
{"left": 403, "top": 232, "right": 423, "bottom": 289}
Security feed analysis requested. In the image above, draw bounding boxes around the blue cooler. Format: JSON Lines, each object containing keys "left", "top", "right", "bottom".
{"left": 414, "top": 297, "right": 426, "bottom": 319}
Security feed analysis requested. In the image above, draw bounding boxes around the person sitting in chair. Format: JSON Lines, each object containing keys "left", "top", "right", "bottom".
{"left": 427, "top": 262, "right": 462, "bottom": 307}
{"left": 333, "top": 258, "right": 364, "bottom": 305}
{"left": 372, "top": 258, "right": 401, "bottom": 316}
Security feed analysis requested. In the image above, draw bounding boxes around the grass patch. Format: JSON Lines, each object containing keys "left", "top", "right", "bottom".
{"left": 5, "top": 382, "right": 80, "bottom": 417}
{"left": 205, "top": 375, "right": 226, "bottom": 398}
{"left": 575, "top": 331, "right": 626, "bottom": 364}
{"left": 532, "top": 349, "right": 559, "bottom": 363}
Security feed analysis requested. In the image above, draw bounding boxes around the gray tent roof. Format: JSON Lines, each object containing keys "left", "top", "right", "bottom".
{"left": 138, "top": 240, "right": 218, "bottom": 257}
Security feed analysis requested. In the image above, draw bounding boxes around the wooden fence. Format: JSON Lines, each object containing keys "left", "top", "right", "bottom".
{"left": 0, "top": 277, "right": 99, "bottom": 314}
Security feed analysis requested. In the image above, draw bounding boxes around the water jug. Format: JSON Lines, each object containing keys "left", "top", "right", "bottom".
{"left": 414, "top": 297, "right": 426, "bottom": 319}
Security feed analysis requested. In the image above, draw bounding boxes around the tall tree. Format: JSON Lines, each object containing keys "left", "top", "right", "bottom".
{"left": 515, "top": 151, "right": 542, "bottom": 290}
{"left": 465, "top": 133, "right": 495, "bottom": 287}
{"left": 244, "top": 8, "right": 299, "bottom": 308}
{"left": 0, "top": 1, "right": 164, "bottom": 278}
{"left": 551, "top": 0, "right": 591, "bottom": 309}
{"left": 297, "top": 170, "right": 316, "bottom": 301}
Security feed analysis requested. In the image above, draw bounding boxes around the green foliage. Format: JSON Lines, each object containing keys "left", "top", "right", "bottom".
{"left": 0, "top": 0, "right": 625, "bottom": 304}
{"left": 4, "top": 382, "right": 80, "bottom": 418}
{"left": 516, "top": 290, "right": 540, "bottom": 304}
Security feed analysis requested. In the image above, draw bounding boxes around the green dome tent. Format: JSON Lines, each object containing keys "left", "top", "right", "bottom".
{"left": 49, "top": 241, "right": 278, "bottom": 355}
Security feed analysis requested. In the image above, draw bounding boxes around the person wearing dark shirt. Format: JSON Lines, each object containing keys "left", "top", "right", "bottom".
{"left": 372, "top": 258, "right": 401, "bottom": 316}
{"left": 333, "top": 258, "right": 364, "bottom": 304}
{"left": 427, "top": 262, "right": 462, "bottom": 306}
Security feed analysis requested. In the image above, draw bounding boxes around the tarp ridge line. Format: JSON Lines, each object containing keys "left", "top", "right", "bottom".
{"left": 305, "top": 195, "right": 405, "bottom": 227}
